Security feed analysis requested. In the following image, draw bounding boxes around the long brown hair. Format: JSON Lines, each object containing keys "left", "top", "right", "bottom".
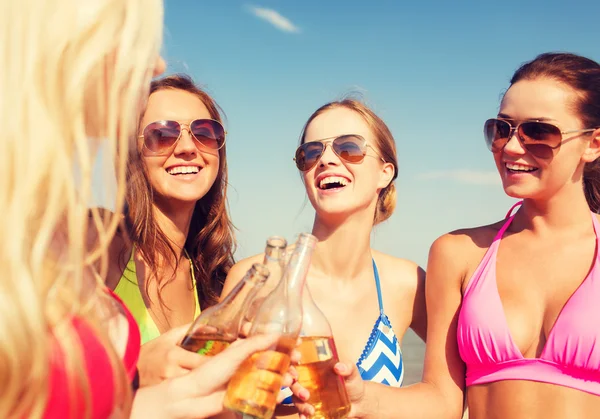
{"left": 125, "top": 74, "right": 235, "bottom": 309}
{"left": 299, "top": 99, "right": 399, "bottom": 225}
{"left": 509, "top": 52, "right": 600, "bottom": 212}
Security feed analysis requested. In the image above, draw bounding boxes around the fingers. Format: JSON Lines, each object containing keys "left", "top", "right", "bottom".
{"left": 290, "top": 380, "right": 314, "bottom": 417}
{"left": 238, "top": 320, "right": 252, "bottom": 339}
{"left": 183, "top": 334, "right": 279, "bottom": 397}
{"left": 289, "top": 348, "right": 301, "bottom": 364}
{"left": 333, "top": 362, "right": 365, "bottom": 404}
{"left": 164, "top": 323, "right": 193, "bottom": 344}
{"left": 167, "top": 345, "right": 207, "bottom": 370}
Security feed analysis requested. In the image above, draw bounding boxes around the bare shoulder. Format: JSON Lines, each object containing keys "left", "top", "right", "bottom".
{"left": 428, "top": 221, "right": 505, "bottom": 286}
{"left": 371, "top": 250, "right": 423, "bottom": 291}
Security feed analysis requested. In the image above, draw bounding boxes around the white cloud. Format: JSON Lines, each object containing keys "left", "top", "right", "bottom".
{"left": 247, "top": 5, "right": 300, "bottom": 33}
{"left": 416, "top": 170, "right": 500, "bottom": 185}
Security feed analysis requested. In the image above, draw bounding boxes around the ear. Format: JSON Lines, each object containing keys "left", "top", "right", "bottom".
{"left": 377, "top": 161, "right": 395, "bottom": 189}
{"left": 582, "top": 128, "right": 600, "bottom": 164}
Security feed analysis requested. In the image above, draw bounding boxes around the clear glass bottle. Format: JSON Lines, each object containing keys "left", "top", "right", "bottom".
{"left": 295, "top": 283, "right": 350, "bottom": 418}
{"left": 179, "top": 263, "right": 269, "bottom": 356}
{"left": 243, "top": 236, "right": 288, "bottom": 325}
{"left": 224, "top": 233, "right": 317, "bottom": 419}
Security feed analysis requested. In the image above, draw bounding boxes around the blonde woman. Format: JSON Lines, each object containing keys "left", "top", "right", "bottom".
{"left": 0, "top": 0, "right": 290, "bottom": 418}
{"left": 224, "top": 99, "right": 427, "bottom": 418}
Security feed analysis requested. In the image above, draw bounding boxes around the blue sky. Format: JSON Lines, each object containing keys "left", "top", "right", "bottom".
{"left": 96, "top": 0, "right": 600, "bottom": 267}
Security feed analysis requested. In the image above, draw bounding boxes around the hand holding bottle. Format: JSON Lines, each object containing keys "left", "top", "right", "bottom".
{"left": 292, "top": 361, "right": 366, "bottom": 419}
{"left": 137, "top": 323, "right": 207, "bottom": 387}
{"left": 131, "top": 334, "right": 293, "bottom": 419}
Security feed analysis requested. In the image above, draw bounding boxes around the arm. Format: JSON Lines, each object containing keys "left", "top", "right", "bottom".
{"left": 409, "top": 265, "right": 427, "bottom": 341}
{"left": 358, "top": 234, "right": 466, "bottom": 418}
{"left": 296, "top": 234, "right": 467, "bottom": 419}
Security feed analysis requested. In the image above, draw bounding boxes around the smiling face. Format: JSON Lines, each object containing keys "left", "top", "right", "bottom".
{"left": 300, "top": 106, "right": 395, "bottom": 221}
{"left": 494, "top": 78, "right": 593, "bottom": 201}
{"left": 139, "top": 88, "right": 220, "bottom": 206}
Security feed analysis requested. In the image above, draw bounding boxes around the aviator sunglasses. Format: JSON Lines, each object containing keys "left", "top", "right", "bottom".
{"left": 139, "top": 119, "right": 226, "bottom": 154}
{"left": 484, "top": 118, "right": 597, "bottom": 159}
{"left": 294, "top": 134, "right": 385, "bottom": 172}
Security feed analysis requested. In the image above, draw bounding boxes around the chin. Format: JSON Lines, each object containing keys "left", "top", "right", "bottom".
{"left": 502, "top": 183, "right": 538, "bottom": 200}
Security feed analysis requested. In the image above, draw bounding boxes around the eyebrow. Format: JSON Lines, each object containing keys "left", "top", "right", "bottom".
{"left": 497, "top": 113, "right": 557, "bottom": 122}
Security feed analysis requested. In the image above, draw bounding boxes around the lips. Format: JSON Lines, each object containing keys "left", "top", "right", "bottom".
{"left": 505, "top": 162, "right": 538, "bottom": 173}
{"left": 166, "top": 165, "right": 200, "bottom": 175}
{"left": 315, "top": 173, "right": 351, "bottom": 191}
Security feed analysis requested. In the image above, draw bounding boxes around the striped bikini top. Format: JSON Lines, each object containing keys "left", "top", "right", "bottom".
{"left": 281, "top": 259, "right": 404, "bottom": 405}
{"left": 113, "top": 246, "right": 201, "bottom": 344}
{"left": 356, "top": 260, "right": 404, "bottom": 386}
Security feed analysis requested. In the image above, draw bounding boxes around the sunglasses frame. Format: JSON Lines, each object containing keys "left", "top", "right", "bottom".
{"left": 138, "top": 118, "right": 227, "bottom": 154}
{"left": 484, "top": 118, "right": 597, "bottom": 156}
{"left": 293, "top": 134, "right": 385, "bottom": 172}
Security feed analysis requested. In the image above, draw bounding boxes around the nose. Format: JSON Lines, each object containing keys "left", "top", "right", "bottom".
{"left": 502, "top": 129, "right": 527, "bottom": 156}
{"left": 318, "top": 142, "right": 341, "bottom": 167}
{"left": 173, "top": 125, "right": 198, "bottom": 157}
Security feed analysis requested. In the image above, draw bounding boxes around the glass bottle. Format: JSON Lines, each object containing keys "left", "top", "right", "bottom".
{"left": 179, "top": 263, "right": 269, "bottom": 356}
{"left": 294, "top": 283, "right": 350, "bottom": 419}
{"left": 223, "top": 233, "right": 317, "bottom": 419}
{"left": 242, "top": 236, "right": 288, "bottom": 326}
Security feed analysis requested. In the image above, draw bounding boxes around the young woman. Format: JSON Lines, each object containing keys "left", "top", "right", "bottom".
{"left": 105, "top": 74, "right": 236, "bottom": 386}
{"left": 0, "top": 0, "right": 291, "bottom": 417}
{"left": 224, "top": 98, "right": 427, "bottom": 418}
{"left": 296, "top": 52, "right": 600, "bottom": 419}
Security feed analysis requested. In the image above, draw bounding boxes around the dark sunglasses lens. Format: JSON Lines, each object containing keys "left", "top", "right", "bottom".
{"left": 519, "top": 122, "right": 561, "bottom": 145}
{"left": 519, "top": 122, "right": 561, "bottom": 158}
{"left": 190, "top": 119, "right": 225, "bottom": 149}
{"left": 332, "top": 135, "right": 366, "bottom": 163}
{"left": 143, "top": 121, "right": 180, "bottom": 152}
{"left": 484, "top": 119, "right": 511, "bottom": 152}
{"left": 295, "top": 142, "right": 324, "bottom": 171}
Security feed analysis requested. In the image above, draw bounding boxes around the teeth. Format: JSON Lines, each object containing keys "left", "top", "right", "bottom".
{"left": 506, "top": 163, "right": 537, "bottom": 172}
{"left": 319, "top": 176, "right": 348, "bottom": 189}
{"left": 167, "top": 166, "right": 199, "bottom": 175}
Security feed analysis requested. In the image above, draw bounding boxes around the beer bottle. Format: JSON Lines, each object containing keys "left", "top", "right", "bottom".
{"left": 179, "top": 263, "right": 269, "bottom": 356}
{"left": 242, "top": 236, "right": 288, "bottom": 327}
{"left": 223, "top": 233, "right": 317, "bottom": 419}
{"left": 294, "top": 282, "right": 350, "bottom": 418}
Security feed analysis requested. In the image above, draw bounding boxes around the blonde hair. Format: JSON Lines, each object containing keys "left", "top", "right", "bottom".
{"left": 299, "top": 99, "right": 399, "bottom": 225}
{"left": 0, "top": 0, "right": 163, "bottom": 417}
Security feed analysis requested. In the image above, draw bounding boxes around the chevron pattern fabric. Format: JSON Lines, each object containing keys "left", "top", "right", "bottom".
{"left": 356, "top": 314, "right": 404, "bottom": 387}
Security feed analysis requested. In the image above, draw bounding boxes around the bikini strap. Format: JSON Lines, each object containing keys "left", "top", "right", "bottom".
{"left": 504, "top": 200, "right": 523, "bottom": 219}
{"left": 494, "top": 201, "right": 522, "bottom": 241}
{"left": 372, "top": 259, "right": 385, "bottom": 315}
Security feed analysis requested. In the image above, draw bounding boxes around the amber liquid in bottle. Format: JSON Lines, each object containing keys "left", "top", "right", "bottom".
{"left": 224, "top": 337, "right": 296, "bottom": 419}
{"left": 295, "top": 336, "right": 350, "bottom": 419}
{"left": 179, "top": 334, "right": 235, "bottom": 356}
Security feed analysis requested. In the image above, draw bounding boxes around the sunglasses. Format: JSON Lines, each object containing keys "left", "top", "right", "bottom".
{"left": 139, "top": 119, "right": 226, "bottom": 154}
{"left": 484, "top": 118, "right": 596, "bottom": 159}
{"left": 294, "top": 134, "right": 384, "bottom": 172}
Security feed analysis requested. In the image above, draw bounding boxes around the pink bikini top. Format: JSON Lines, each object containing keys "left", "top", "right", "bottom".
{"left": 457, "top": 203, "right": 600, "bottom": 395}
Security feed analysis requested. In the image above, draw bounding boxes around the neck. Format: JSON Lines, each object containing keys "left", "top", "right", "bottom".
{"left": 519, "top": 183, "right": 593, "bottom": 233}
{"left": 310, "top": 210, "right": 375, "bottom": 281}
{"left": 152, "top": 200, "right": 196, "bottom": 257}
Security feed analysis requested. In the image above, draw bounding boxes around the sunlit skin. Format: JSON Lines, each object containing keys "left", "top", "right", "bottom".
{"left": 224, "top": 106, "right": 427, "bottom": 419}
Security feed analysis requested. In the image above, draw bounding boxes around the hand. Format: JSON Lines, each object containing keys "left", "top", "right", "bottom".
{"left": 130, "top": 334, "right": 285, "bottom": 419}
{"left": 137, "top": 324, "right": 206, "bottom": 387}
{"left": 292, "top": 361, "right": 366, "bottom": 419}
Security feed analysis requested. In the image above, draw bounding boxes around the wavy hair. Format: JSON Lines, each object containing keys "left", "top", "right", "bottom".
{"left": 125, "top": 74, "right": 236, "bottom": 310}
{"left": 0, "top": 0, "right": 163, "bottom": 417}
